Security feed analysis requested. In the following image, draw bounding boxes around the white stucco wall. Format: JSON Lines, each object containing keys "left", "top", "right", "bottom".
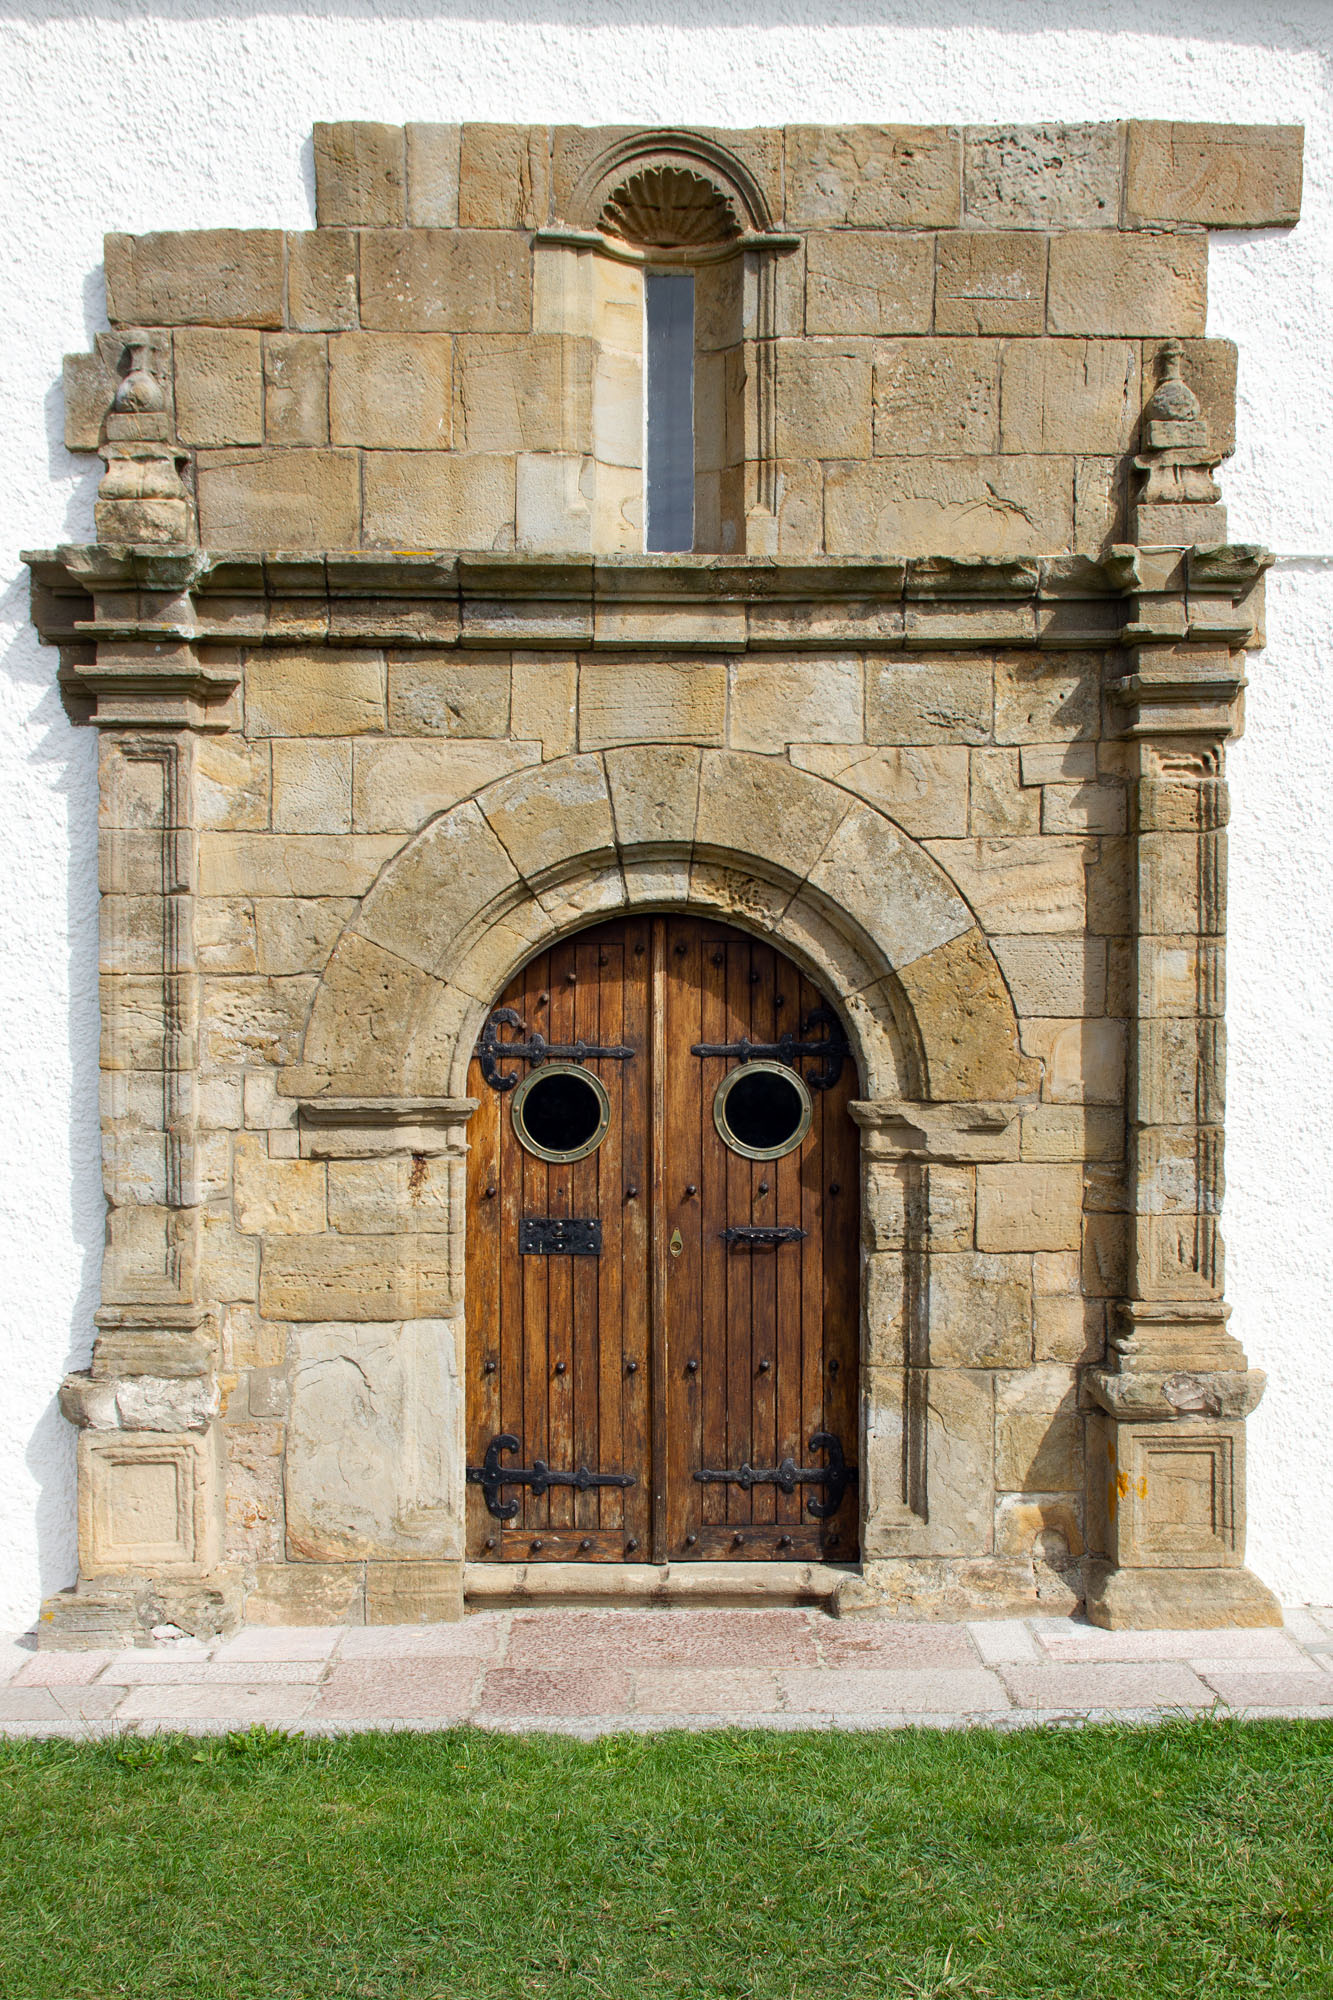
{"left": 2, "top": 0, "right": 1330, "bottom": 1624}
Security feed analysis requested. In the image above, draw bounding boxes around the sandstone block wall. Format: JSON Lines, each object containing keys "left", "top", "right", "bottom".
{"left": 64, "top": 120, "right": 1300, "bottom": 563}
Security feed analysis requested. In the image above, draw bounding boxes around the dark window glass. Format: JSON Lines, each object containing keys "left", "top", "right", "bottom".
{"left": 720, "top": 1068, "right": 806, "bottom": 1154}
{"left": 644, "top": 269, "right": 694, "bottom": 552}
{"left": 515, "top": 1067, "right": 606, "bottom": 1158}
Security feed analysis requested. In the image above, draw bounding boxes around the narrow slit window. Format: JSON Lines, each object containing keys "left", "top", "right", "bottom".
{"left": 644, "top": 270, "right": 695, "bottom": 552}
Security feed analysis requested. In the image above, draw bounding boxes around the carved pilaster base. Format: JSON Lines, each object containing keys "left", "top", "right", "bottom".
{"left": 36, "top": 1566, "right": 243, "bottom": 1650}
{"left": 1085, "top": 1560, "right": 1281, "bottom": 1630}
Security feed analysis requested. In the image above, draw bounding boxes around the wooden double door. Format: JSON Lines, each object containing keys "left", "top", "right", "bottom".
{"left": 465, "top": 915, "right": 859, "bottom": 1563}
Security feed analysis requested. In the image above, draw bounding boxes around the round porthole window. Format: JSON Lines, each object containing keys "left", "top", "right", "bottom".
{"left": 713, "top": 1060, "right": 813, "bottom": 1161}
{"left": 511, "top": 1063, "right": 611, "bottom": 1163}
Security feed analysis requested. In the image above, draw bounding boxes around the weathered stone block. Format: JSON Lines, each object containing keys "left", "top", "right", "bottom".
{"left": 196, "top": 448, "right": 360, "bottom": 551}
{"left": 994, "top": 653, "right": 1100, "bottom": 744}
{"left": 1125, "top": 122, "right": 1303, "bottom": 229}
{"left": 285, "top": 1320, "right": 461, "bottom": 1557}
{"left": 934, "top": 232, "right": 1047, "bottom": 336}
{"left": 63, "top": 345, "right": 116, "bottom": 452}
{"left": 387, "top": 656, "right": 511, "bottom": 737}
{"left": 225, "top": 1424, "right": 285, "bottom": 1562}
{"left": 253, "top": 897, "right": 358, "bottom": 977}
{"left": 327, "top": 1155, "right": 456, "bottom": 1234}
{"left": 999, "top": 339, "right": 1141, "bottom": 454}
{"left": 866, "top": 658, "right": 992, "bottom": 747}
{"left": 244, "top": 1561, "right": 365, "bottom": 1626}
{"left": 359, "top": 229, "right": 531, "bottom": 334}
{"left": 924, "top": 835, "right": 1087, "bottom": 934}
{"left": 200, "top": 836, "right": 396, "bottom": 902}
{"left": 805, "top": 232, "right": 934, "bottom": 336}
{"left": 271, "top": 738, "right": 353, "bottom": 834}
{"left": 580, "top": 659, "right": 727, "bottom": 749}
{"left": 928, "top": 1252, "right": 1031, "bottom": 1367}
{"left": 992, "top": 934, "right": 1107, "bottom": 1016}
{"left": 969, "top": 747, "right": 1039, "bottom": 836}
{"left": 775, "top": 341, "right": 873, "bottom": 458}
{"left": 406, "top": 124, "right": 462, "bottom": 227}
{"left": 995, "top": 1364, "right": 1082, "bottom": 1491}
{"left": 1021, "top": 1105, "right": 1123, "bottom": 1165}
{"left": 80, "top": 1430, "right": 220, "bottom": 1573}
{"left": 809, "top": 803, "right": 974, "bottom": 970}
{"left": 245, "top": 650, "right": 386, "bottom": 737}
{"left": 1047, "top": 233, "right": 1208, "bottom": 338}
{"left": 456, "top": 334, "right": 589, "bottom": 453}
{"left": 330, "top": 333, "right": 452, "bottom": 449}
{"left": 287, "top": 231, "right": 358, "bottom": 333}
{"left": 314, "top": 121, "right": 407, "bottom": 227}
{"left": 1041, "top": 781, "right": 1126, "bottom": 835}
{"left": 352, "top": 738, "right": 540, "bottom": 834}
{"left": 105, "top": 230, "right": 285, "bottom": 328}
{"left": 202, "top": 974, "right": 318, "bottom": 1071}
{"left": 459, "top": 124, "right": 552, "bottom": 229}
{"left": 922, "top": 1369, "right": 996, "bottom": 1555}
{"left": 361, "top": 451, "right": 515, "bottom": 550}
{"left": 729, "top": 657, "right": 863, "bottom": 752}
{"left": 977, "top": 1163, "right": 1083, "bottom": 1252}
{"left": 873, "top": 339, "right": 1000, "bottom": 455}
{"left": 785, "top": 125, "right": 960, "bottom": 226}
{"left": 1021, "top": 1017, "right": 1127, "bottom": 1106}
{"left": 353, "top": 799, "right": 519, "bottom": 977}
{"left": 825, "top": 457, "right": 1073, "bottom": 560}
{"left": 264, "top": 335, "right": 329, "bottom": 446}
{"left": 964, "top": 124, "right": 1120, "bottom": 229}
{"left": 171, "top": 329, "right": 262, "bottom": 447}
{"left": 366, "top": 1560, "right": 464, "bottom": 1623}
{"left": 263, "top": 1241, "right": 461, "bottom": 1322}
{"left": 790, "top": 744, "right": 970, "bottom": 837}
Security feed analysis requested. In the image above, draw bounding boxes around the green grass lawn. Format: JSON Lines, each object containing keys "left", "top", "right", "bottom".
{"left": 2, "top": 1719, "right": 1331, "bottom": 1999}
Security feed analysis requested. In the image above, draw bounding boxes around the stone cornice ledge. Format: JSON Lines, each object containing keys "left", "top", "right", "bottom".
{"left": 24, "top": 545, "right": 1272, "bottom": 657}
{"left": 295, "top": 1095, "right": 479, "bottom": 1159}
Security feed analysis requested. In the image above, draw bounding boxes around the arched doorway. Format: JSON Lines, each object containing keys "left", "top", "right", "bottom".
{"left": 465, "top": 913, "right": 861, "bottom": 1565}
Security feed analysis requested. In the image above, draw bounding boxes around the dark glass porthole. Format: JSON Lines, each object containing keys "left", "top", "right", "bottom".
{"left": 713, "top": 1060, "right": 813, "bottom": 1162}
{"left": 511, "top": 1063, "right": 611, "bottom": 1163}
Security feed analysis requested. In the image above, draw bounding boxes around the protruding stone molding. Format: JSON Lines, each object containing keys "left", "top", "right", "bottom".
{"left": 27, "top": 548, "right": 1274, "bottom": 659}
{"left": 286, "top": 749, "right": 1029, "bottom": 1107}
{"left": 296, "top": 1096, "right": 479, "bottom": 1160}
{"left": 849, "top": 1099, "right": 1021, "bottom": 1163}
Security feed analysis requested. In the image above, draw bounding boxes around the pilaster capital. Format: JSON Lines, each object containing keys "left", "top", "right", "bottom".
{"left": 294, "top": 1095, "right": 480, "bottom": 1159}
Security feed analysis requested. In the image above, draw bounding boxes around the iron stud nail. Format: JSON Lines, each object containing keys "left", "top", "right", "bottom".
{"left": 757, "top": 1358, "right": 770, "bottom": 1373}
{"left": 685, "top": 1358, "right": 699, "bottom": 1374}
{"left": 580, "top": 1538, "right": 592, "bottom": 1551}
{"left": 483, "top": 1359, "right": 497, "bottom": 1375}
{"left": 626, "top": 1359, "right": 638, "bottom": 1375}
{"left": 778, "top": 1535, "right": 793, "bottom": 1549}
{"left": 531, "top": 1539, "right": 543, "bottom": 1552}
{"left": 625, "top": 1183, "right": 639, "bottom": 1199}
{"left": 554, "top": 1360, "right": 567, "bottom": 1376}
{"left": 685, "top": 1183, "right": 697, "bottom": 1197}
{"left": 684, "top": 1533, "right": 697, "bottom": 1546}
{"left": 485, "top": 1536, "right": 497, "bottom": 1550}
{"left": 626, "top": 1538, "right": 639, "bottom": 1553}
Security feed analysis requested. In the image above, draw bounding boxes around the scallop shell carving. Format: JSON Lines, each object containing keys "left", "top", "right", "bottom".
{"left": 600, "top": 166, "right": 741, "bottom": 248}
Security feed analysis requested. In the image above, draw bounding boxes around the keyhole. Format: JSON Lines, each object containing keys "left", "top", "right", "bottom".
{"left": 669, "top": 1228, "right": 684, "bottom": 1257}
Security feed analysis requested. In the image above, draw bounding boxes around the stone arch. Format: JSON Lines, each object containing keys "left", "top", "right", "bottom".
{"left": 295, "top": 749, "right": 1028, "bottom": 1108}
{"left": 560, "top": 128, "right": 778, "bottom": 238}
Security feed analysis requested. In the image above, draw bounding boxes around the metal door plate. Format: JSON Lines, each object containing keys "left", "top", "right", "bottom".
{"left": 519, "top": 1217, "right": 603, "bottom": 1255}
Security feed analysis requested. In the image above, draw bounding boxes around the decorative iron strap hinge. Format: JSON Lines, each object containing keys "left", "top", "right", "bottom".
{"left": 467, "top": 1434, "right": 638, "bottom": 1520}
{"left": 693, "top": 1431, "right": 856, "bottom": 1519}
{"left": 690, "top": 1005, "right": 849, "bottom": 1089}
{"left": 477, "top": 1007, "right": 635, "bottom": 1091}
{"left": 720, "top": 1225, "right": 807, "bottom": 1248}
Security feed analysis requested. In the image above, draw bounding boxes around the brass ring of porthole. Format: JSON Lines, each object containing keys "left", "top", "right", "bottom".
{"left": 712, "top": 1058, "right": 814, "bottom": 1162}
{"left": 510, "top": 1062, "right": 612, "bottom": 1164}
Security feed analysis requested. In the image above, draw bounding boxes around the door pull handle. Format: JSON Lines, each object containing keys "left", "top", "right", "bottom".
{"left": 669, "top": 1228, "right": 684, "bottom": 1257}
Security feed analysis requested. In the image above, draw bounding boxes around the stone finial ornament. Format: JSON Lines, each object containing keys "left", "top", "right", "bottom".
{"left": 1131, "top": 338, "right": 1228, "bottom": 546}
{"left": 96, "top": 331, "right": 193, "bottom": 547}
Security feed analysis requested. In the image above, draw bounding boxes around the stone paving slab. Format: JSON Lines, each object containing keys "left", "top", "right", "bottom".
{"left": 2, "top": 1607, "right": 1332, "bottom": 1737}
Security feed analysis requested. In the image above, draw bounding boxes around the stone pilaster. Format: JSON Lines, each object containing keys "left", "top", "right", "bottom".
{"left": 1086, "top": 526, "right": 1280, "bottom": 1627}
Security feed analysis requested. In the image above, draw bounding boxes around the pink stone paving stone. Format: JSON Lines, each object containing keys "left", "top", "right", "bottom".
{"left": 816, "top": 1622, "right": 978, "bottom": 1669}
{"left": 336, "top": 1616, "right": 506, "bottom": 1660}
{"left": 1196, "top": 1670, "right": 1333, "bottom": 1711}
{"left": 97, "top": 1659, "right": 328, "bottom": 1685}
{"left": 1037, "top": 1624, "right": 1305, "bottom": 1663}
{"left": 476, "top": 1667, "right": 634, "bottom": 1717}
{"left": 0, "top": 1688, "right": 73, "bottom": 1723}
{"left": 632, "top": 1668, "right": 782, "bottom": 1714}
{"left": 214, "top": 1625, "right": 346, "bottom": 1662}
{"left": 312, "top": 1660, "right": 484, "bottom": 1719}
{"left": 114, "top": 1683, "right": 317, "bottom": 1724}
{"left": 503, "top": 1608, "right": 821, "bottom": 1671}
{"left": 13, "top": 1650, "right": 112, "bottom": 1685}
{"left": 779, "top": 1667, "right": 1008, "bottom": 1714}
{"left": 998, "top": 1662, "right": 1213, "bottom": 1710}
